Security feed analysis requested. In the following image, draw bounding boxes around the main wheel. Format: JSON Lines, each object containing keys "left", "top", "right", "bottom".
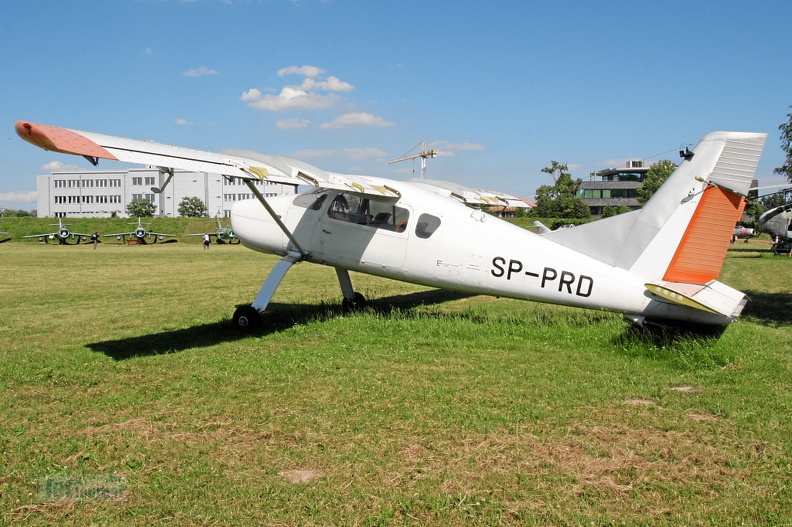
{"left": 233, "top": 304, "right": 263, "bottom": 330}
{"left": 342, "top": 292, "right": 367, "bottom": 312}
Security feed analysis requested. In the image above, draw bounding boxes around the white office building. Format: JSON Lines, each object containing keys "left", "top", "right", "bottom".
{"left": 36, "top": 168, "right": 296, "bottom": 218}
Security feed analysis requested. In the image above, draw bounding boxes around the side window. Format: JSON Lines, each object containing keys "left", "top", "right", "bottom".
{"left": 293, "top": 188, "right": 330, "bottom": 210}
{"left": 326, "top": 192, "right": 409, "bottom": 232}
{"left": 415, "top": 213, "right": 441, "bottom": 239}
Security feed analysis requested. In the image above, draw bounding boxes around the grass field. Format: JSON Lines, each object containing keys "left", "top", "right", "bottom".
{"left": 0, "top": 237, "right": 790, "bottom": 525}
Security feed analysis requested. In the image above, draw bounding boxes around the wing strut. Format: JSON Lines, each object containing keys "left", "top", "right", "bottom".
{"left": 152, "top": 167, "right": 174, "bottom": 193}
{"left": 242, "top": 179, "right": 307, "bottom": 257}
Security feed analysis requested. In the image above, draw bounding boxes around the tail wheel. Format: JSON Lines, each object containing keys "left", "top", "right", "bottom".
{"left": 233, "top": 304, "right": 263, "bottom": 331}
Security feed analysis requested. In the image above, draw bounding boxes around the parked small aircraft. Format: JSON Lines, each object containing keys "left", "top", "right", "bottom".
{"left": 22, "top": 217, "right": 94, "bottom": 244}
{"left": 187, "top": 217, "right": 239, "bottom": 244}
{"left": 758, "top": 203, "right": 792, "bottom": 255}
{"left": 15, "top": 120, "right": 766, "bottom": 331}
{"left": 732, "top": 225, "right": 757, "bottom": 240}
{"left": 104, "top": 217, "right": 175, "bottom": 244}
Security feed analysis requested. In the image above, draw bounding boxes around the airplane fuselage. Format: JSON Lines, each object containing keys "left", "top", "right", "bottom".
{"left": 231, "top": 181, "right": 727, "bottom": 325}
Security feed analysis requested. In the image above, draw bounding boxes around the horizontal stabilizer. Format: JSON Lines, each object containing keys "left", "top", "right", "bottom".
{"left": 645, "top": 280, "right": 748, "bottom": 318}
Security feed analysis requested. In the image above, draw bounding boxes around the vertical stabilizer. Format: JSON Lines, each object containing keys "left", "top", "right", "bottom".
{"left": 543, "top": 131, "right": 767, "bottom": 283}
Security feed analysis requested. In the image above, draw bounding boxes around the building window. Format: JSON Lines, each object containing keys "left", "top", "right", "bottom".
{"left": 132, "top": 177, "right": 143, "bottom": 186}
{"left": 145, "top": 177, "right": 155, "bottom": 185}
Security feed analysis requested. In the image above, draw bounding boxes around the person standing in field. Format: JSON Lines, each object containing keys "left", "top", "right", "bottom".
{"left": 203, "top": 232, "right": 211, "bottom": 250}
{"left": 91, "top": 230, "right": 99, "bottom": 250}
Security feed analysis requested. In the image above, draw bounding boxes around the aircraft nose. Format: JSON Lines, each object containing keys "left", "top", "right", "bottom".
{"left": 230, "top": 198, "right": 288, "bottom": 254}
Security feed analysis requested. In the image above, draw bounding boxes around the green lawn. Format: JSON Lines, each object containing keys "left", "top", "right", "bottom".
{"left": 0, "top": 238, "right": 789, "bottom": 525}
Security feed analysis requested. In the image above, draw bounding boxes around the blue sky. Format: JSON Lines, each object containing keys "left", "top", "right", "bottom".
{"left": 1, "top": 0, "right": 790, "bottom": 211}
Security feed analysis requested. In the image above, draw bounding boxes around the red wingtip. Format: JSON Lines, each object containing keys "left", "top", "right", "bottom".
{"left": 15, "top": 120, "right": 117, "bottom": 161}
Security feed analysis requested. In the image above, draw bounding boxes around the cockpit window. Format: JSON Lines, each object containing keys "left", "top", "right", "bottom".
{"left": 415, "top": 213, "right": 441, "bottom": 239}
{"left": 326, "top": 191, "right": 409, "bottom": 232}
{"left": 293, "top": 188, "right": 330, "bottom": 210}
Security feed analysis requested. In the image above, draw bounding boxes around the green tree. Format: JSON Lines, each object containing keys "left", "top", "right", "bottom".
{"left": 742, "top": 197, "right": 764, "bottom": 222}
{"left": 126, "top": 199, "right": 156, "bottom": 217}
{"left": 760, "top": 191, "right": 789, "bottom": 210}
{"left": 776, "top": 106, "right": 792, "bottom": 183}
{"left": 178, "top": 196, "right": 207, "bottom": 217}
{"left": 637, "top": 159, "right": 677, "bottom": 205}
{"left": 534, "top": 161, "right": 590, "bottom": 219}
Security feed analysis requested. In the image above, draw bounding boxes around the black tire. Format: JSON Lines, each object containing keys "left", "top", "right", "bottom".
{"left": 233, "top": 304, "right": 263, "bottom": 330}
{"left": 342, "top": 292, "right": 367, "bottom": 312}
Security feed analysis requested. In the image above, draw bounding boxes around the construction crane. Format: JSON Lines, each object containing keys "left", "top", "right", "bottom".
{"left": 388, "top": 141, "right": 437, "bottom": 179}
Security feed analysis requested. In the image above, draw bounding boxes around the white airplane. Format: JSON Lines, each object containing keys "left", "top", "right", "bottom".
{"left": 22, "top": 217, "right": 95, "bottom": 244}
{"left": 15, "top": 120, "right": 766, "bottom": 332}
{"left": 104, "top": 217, "right": 175, "bottom": 244}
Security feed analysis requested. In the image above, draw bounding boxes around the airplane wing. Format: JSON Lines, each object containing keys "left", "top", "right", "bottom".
{"left": 102, "top": 231, "right": 134, "bottom": 238}
{"left": 23, "top": 231, "right": 56, "bottom": 239}
{"left": 15, "top": 121, "right": 400, "bottom": 198}
{"left": 408, "top": 178, "right": 530, "bottom": 207}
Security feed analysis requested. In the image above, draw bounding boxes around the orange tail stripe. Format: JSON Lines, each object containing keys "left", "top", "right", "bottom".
{"left": 663, "top": 186, "right": 744, "bottom": 284}
{"left": 15, "top": 121, "right": 117, "bottom": 161}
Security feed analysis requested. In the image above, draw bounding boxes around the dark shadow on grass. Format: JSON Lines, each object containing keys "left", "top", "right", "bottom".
{"left": 741, "top": 290, "right": 792, "bottom": 327}
{"left": 87, "top": 289, "right": 473, "bottom": 360}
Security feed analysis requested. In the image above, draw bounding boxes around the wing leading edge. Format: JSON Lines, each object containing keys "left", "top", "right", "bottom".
{"left": 14, "top": 121, "right": 400, "bottom": 198}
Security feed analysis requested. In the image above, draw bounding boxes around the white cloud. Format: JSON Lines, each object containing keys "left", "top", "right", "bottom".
{"left": 183, "top": 66, "right": 219, "bottom": 77}
{"left": 300, "top": 76, "right": 353, "bottom": 93}
{"left": 42, "top": 160, "right": 82, "bottom": 172}
{"left": 242, "top": 86, "right": 341, "bottom": 112}
{"left": 277, "top": 118, "right": 311, "bottom": 129}
{"left": 290, "top": 147, "right": 388, "bottom": 161}
{"left": 242, "top": 66, "right": 354, "bottom": 112}
{"left": 0, "top": 191, "right": 37, "bottom": 203}
{"left": 320, "top": 112, "right": 393, "bottom": 129}
{"left": 430, "top": 141, "right": 485, "bottom": 156}
{"left": 174, "top": 118, "right": 193, "bottom": 126}
{"left": 278, "top": 65, "right": 324, "bottom": 78}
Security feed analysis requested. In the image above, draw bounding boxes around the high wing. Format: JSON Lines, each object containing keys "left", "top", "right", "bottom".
{"left": 409, "top": 178, "right": 530, "bottom": 207}
{"left": 15, "top": 121, "right": 400, "bottom": 198}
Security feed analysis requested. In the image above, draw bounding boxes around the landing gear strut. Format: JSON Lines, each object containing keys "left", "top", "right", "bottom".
{"left": 230, "top": 258, "right": 368, "bottom": 331}
{"left": 336, "top": 268, "right": 367, "bottom": 311}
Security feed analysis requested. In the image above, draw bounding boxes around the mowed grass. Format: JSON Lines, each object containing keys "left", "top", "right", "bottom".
{"left": 0, "top": 238, "right": 790, "bottom": 526}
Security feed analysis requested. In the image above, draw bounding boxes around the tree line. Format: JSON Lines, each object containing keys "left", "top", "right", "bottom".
{"left": 533, "top": 107, "right": 792, "bottom": 220}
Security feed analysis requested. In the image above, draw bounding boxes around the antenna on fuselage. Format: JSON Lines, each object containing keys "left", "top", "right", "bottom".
{"left": 388, "top": 140, "right": 437, "bottom": 179}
